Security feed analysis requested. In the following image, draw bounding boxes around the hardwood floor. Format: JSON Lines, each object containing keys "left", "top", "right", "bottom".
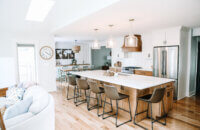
{"left": 51, "top": 84, "right": 200, "bottom": 130}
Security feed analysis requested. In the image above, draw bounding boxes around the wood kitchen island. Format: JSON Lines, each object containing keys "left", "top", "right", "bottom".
{"left": 71, "top": 70, "right": 174, "bottom": 122}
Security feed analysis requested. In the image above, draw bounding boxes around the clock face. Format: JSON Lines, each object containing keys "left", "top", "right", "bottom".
{"left": 40, "top": 46, "right": 53, "bottom": 60}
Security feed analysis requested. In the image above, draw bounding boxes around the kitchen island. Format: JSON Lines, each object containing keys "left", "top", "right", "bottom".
{"left": 71, "top": 70, "right": 175, "bottom": 121}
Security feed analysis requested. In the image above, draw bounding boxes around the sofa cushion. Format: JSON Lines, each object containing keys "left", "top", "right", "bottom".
{"left": 6, "top": 86, "right": 25, "bottom": 101}
{"left": 3, "top": 96, "right": 33, "bottom": 120}
{"left": 4, "top": 112, "right": 33, "bottom": 128}
{"left": 23, "top": 86, "right": 49, "bottom": 114}
{"left": 22, "top": 81, "right": 38, "bottom": 89}
{"left": 0, "top": 97, "right": 6, "bottom": 108}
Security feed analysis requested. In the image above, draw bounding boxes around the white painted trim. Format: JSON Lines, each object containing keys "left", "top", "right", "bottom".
{"left": 185, "top": 29, "right": 192, "bottom": 97}
{"left": 189, "top": 90, "right": 196, "bottom": 97}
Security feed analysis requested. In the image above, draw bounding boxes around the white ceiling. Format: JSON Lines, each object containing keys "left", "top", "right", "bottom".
{"left": 1, "top": 0, "right": 200, "bottom": 41}
{"left": 54, "top": 0, "right": 200, "bottom": 42}
{"left": 0, "top": 0, "right": 119, "bottom": 35}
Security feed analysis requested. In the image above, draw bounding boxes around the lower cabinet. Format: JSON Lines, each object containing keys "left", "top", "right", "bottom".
{"left": 134, "top": 70, "right": 153, "bottom": 76}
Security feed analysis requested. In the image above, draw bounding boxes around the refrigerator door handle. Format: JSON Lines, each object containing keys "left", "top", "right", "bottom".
{"left": 161, "top": 50, "right": 167, "bottom": 77}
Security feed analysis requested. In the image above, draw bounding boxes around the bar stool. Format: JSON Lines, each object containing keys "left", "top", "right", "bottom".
{"left": 134, "top": 87, "right": 166, "bottom": 130}
{"left": 66, "top": 75, "right": 78, "bottom": 103}
{"left": 102, "top": 84, "right": 132, "bottom": 127}
{"left": 87, "top": 80, "right": 104, "bottom": 116}
{"left": 75, "top": 78, "right": 90, "bottom": 107}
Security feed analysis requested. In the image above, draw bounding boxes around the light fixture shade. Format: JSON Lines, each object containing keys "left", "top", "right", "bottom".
{"left": 106, "top": 39, "right": 114, "bottom": 48}
{"left": 92, "top": 40, "right": 100, "bottom": 49}
{"left": 72, "top": 45, "right": 80, "bottom": 53}
{"left": 125, "top": 35, "right": 138, "bottom": 47}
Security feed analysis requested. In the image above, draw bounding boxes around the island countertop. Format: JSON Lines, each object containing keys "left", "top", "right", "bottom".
{"left": 71, "top": 70, "right": 175, "bottom": 90}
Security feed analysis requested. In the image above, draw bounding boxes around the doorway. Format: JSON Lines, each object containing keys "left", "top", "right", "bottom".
{"left": 17, "top": 44, "right": 37, "bottom": 82}
{"left": 196, "top": 41, "right": 200, "bottom": 95}
{"left": 91, "top": 46, "right": 111, "bottom": 70}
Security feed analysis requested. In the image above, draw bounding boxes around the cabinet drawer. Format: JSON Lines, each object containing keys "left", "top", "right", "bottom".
{"left": 134, "top": 70, "right": 153, "bottom": 76}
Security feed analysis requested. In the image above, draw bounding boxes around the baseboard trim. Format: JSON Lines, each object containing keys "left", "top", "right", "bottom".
{"left": 189, "top": 90, "right": 196, "bottom": 97}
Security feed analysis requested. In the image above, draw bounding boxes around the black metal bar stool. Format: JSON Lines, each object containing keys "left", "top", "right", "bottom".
{"left": 134, "top": 87, "right": 166, "bottom": 130}
{"left": 66, "top": 75, "right": 78, "bottom": 103}
{"left": 87, "top": 80, "right": 105, "bottom": 116}
{"left": 102, "top": 84, "right": 132, "bottom": 127}
{"left": 75, "top": 78, "right": 90, "bottom": 107}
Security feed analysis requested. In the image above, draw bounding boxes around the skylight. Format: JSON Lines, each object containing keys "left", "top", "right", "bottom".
{"left": 26, "top": 0, "right": 55, "bottom": 22}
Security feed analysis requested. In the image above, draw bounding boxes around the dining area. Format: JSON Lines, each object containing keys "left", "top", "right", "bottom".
{"left": 58, "top": 69, "right": 175, "bottom": 130}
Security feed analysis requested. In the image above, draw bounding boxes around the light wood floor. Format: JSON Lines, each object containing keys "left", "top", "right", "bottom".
{"left": 51, "top": 84, "right": 200, "bottom": 130}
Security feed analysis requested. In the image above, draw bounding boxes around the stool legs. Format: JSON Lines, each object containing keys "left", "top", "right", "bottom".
{"left": 116, "top": 100, "right": 118, "bottom": 127}
{"left": 150, "top": 103, "right": 153, "bottom": 130}
{"left": 75, "top": 89, "right": 88, "bottom": 106}
{"left": 87, "top": 90, "right": 91, "bottom": 110}
{"left": 102, "top": 97, "right": 113, "bottom": 119}
{"left": 87, "top": 92, "right": 104, "bottom": 116}
{"left": 97, "top": 94, "right": 100, "bottom": 116}
{"left": 66, "top": 84, "right": 77, "bottom": 101}
{"left": 128, "top": 97, "right": 132, "bottom": 121}
{"left": 103, "top": 97, "right": 132, "bottom": 127}
{"left": 134, "top": 99, "right": 167, "bottom": 130}
{"left": 162, "top": 99, "right": 166, "bottom": 125}
{"left": 134, "top": 100, "right": 148, "bottom": 130}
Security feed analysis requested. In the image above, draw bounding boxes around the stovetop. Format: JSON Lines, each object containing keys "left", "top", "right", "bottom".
{"left": 122, "top": 66, "right": 142, "bottom": 74}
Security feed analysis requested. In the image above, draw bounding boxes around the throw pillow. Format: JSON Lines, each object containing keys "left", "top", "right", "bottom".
{"left": 23, "top": 86, "right": 49, "bottom": 114}
{"left": 6, "top": 86, "right": 25, "bottom": 107}
{"left": 22, "top": 81, "right": 38, "bottom": 89}
{"left": 3, "top": 96, "right": 33, "bottom": 120}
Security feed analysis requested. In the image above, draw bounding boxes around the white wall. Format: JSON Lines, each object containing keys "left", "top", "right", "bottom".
{"left": 55, "top": 42, "right": 91, "bottom": 65}
{"left": 178, "top": 27, "right": 190, "bottom": 99}
{"left": 0, "top": 32, "right": 56, "bottom": 92}
{"left": 193, "top": 27, "right": 200, "bottom": 36}
{"left": 0, "top": 57, "right": 16, "bottom": 88}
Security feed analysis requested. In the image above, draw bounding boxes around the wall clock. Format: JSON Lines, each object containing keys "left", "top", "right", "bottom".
{"left": 40, "top": 46, "right": 54, "bottom": 60}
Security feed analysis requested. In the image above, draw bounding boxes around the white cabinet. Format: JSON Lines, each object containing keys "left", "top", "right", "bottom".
{"left": 75, "top": 43, "right": 90, "bottom": 64}
{"left": 165, "top": 27, "right": 180, "bottom": 45}
{"left": 153, "top": 26, "right": 181, "bottom": 46}
{"left": 152, "top": 30, "right": 165, "bottom": 46}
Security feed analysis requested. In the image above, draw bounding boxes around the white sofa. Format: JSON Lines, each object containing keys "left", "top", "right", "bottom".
{"left": 4, "top": 86, "right": 55, "bottom": 130}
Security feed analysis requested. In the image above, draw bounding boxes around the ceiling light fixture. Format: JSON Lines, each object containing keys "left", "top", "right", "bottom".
{"left": 125, "top": 19, "right": 138, "bottom": 47}
{"left": 92, "top": 29, "right": 100, "bottom": 49}
{"left": 26, "top": 0, "right": 55, "bottom": 22}
{"left": 106, "top": 24, "right": 114, "bottom": 48}
{"left": 72, "top": 40, "right": 81, "bottom": 53}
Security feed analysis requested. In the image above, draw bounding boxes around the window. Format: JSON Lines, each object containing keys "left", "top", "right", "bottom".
{"left": 17, "top": 44, "right": 37, "bottom": 82}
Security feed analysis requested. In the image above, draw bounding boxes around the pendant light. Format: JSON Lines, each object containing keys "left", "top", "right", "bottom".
{"left": 125, "top": 19, "right": 138, "bottom": 47}
{"left": 72, "top": 40, "right": 80, "bottom": 53}
{"left": 92, "top": 29, "right": 100, "bottom": 49}
{"left": 106, "top": 24, "right": 114, "bottom": 48}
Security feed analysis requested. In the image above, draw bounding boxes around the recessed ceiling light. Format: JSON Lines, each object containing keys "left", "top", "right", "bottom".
{"left": 26, "top": 0, "right": 55, "bottom": 22}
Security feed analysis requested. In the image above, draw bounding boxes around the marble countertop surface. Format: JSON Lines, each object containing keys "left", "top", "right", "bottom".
{"left": 71, "top": 70, "right": 174, "bottom": 90}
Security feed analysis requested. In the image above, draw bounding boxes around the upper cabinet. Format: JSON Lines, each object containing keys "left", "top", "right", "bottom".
{"left": 122, "top": 34, "right": 142, "bottom": 52}
{"left": 75, "top": 43, "right": 90, "bottom": 64}
{"left": 152, "top": 26, "right": 181, "bottom": 46}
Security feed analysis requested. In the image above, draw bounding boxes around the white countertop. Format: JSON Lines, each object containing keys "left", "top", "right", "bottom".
{"left": 71, "top": 70, "right": 174, "bottom": 90}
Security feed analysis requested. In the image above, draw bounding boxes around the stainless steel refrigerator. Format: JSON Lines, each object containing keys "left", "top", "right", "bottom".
{"left": 153, "top": 46, "right": 179, "bottom": 100}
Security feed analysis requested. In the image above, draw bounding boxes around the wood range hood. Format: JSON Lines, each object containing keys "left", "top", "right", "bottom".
{"left": 122, "top": 34, "right": 142, "bottom": 52}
